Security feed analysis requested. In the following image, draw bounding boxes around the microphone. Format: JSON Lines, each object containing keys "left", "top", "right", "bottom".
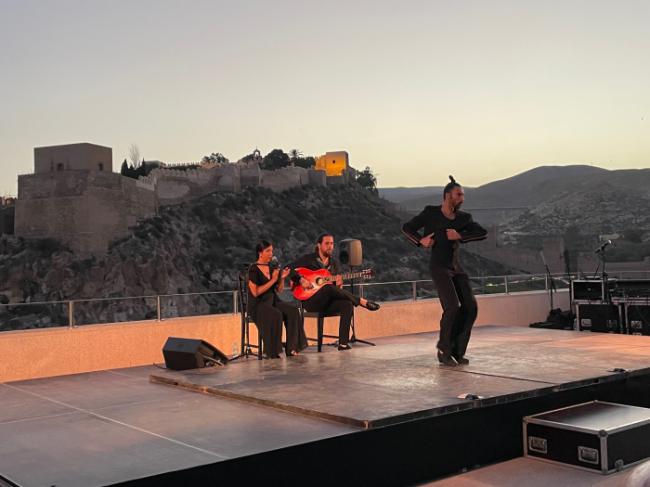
{"left": 594, "top": 240, "right": 612, "bottom": 254}
{"left": 269, "top": 256, "right": 279, "bottom": 270}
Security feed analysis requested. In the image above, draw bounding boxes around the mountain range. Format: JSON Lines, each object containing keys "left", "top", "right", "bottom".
{"left": 380, "top": 165, "right": 650, "bottom": 243}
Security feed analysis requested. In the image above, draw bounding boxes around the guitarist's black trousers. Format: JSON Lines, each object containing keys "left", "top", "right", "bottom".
{"left": 302, "top": 286, "right": 360, "bottom": 346}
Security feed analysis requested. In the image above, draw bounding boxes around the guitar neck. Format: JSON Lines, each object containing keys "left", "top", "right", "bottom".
{"left": 337, "top": 271, "right": 369, "bottom": 281}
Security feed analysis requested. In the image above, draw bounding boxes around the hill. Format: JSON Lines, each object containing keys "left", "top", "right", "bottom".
{"left": 0, "top": 185, "right": 511, "bottom": 330}
{"left": 395, "top": 165, "right": 610, "bottom": 211}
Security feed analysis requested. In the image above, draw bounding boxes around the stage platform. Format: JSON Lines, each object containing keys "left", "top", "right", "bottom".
{"left": 2, "top": 325, "right": 650, "bottom": 486}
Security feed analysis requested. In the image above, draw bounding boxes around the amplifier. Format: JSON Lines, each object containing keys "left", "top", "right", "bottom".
{"left": 576, "top": 304, "right": 622, "bottom": 333}
{"left": 625, "top": 304, "right": 650, "bottom": 336}
{"left": 611, "top": 279, "right": 650, "bottom": 299}
{"left": 572, "top": 279, "right": 607, "bottom": 302}
{"left": 524, "top": 401, "right": 650, "bottom": 474}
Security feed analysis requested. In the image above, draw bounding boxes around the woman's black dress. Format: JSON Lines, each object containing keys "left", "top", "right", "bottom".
{"left": 247, "top": 265, "right": 307, "bottom": 357}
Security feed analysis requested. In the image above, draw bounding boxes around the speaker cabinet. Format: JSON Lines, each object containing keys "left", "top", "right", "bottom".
{"left": 572, "top": 280, "right": 606, "bottom": 302}
{"left": 339, "top": 239, "right": 362, "bottom": 266}
{"left": 577, "top": 304, "right": 621, "bottom": 333}
{"left": 162, "top": 337, "right": 228, "bottom": 370}
{"left": 626, "top": 305, "right": 650, "bottom": 336}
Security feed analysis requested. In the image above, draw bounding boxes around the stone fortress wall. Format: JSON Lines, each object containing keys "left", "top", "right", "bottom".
{"left": 14, "top": 144, "right": 350, "bottom": 254}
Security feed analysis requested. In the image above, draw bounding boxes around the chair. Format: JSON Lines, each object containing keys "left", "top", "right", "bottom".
{"left": 300, "top": 305, "right": 344, "bottom": 352}
{"left": 233, "top": 271, "right": 263, "bottom": 360}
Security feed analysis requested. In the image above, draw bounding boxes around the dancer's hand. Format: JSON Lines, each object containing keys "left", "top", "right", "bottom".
{"left": 446, "top": 229, "right": 462, "bottom": 241}
{"left": 420, "top": 233, "right": 434, "bottom": 248}
{"left": 281, "top": 267, "right": 291, "bottom": 279}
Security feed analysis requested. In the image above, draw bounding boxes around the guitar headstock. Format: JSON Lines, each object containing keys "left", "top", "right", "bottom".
{"left": 359, "top": 268, "right": 375, "bottom": 280}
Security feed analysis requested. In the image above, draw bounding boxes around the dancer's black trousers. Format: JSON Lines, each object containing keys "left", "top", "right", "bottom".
{"left": 431, "top": 269, "right": 478, "bottom": 358}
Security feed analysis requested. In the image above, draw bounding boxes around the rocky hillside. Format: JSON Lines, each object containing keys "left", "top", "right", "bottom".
{"left": 0, "top": 184, "right": 511, "bottom": 330}
{"left": 506, "top": 181, "right": 650, "bottom": 237}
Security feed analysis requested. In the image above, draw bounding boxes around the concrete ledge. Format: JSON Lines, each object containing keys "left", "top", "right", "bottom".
{"left": 0, "top": 290, "right": 569, "bottom": 382}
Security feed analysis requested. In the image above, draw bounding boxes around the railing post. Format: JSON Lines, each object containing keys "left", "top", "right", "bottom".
{"left": 504, "top": 275, "right": 509, "bottom": 294}
{"left": 412, "top": 281, "right": 417, "bottom": 301}
{"left": 156, "top": 295, "right": 161, "bottom": 321}
{"left": 544, "top": 274, "right": 549, "bottom": 291}
{"left": 233, "top": 291, "right": 238, "bottom": 314}
{"left": 68, "top": 300, "right": 74, "bottom": 328}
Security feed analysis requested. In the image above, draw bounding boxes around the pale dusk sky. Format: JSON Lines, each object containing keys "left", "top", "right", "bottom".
{"left": 1, "top": 0, "right": 649, "bottom": 195}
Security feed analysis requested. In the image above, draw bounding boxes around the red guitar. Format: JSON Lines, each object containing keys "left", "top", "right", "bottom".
{"left": 291, "top": 267, "right": 374, "bottom": 301}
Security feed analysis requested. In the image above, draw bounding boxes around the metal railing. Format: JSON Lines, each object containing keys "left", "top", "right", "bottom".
{"left": 1, "top": 270, "right": 649, "bottom": 332}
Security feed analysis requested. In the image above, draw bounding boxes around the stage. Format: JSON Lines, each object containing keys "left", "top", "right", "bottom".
{"left": 2, "top": 325, "right": 650, "bottom": 486}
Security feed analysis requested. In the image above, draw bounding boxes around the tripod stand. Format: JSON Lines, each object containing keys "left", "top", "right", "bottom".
{"left": 348, "top": 264, "right": 375, "bottom": 347}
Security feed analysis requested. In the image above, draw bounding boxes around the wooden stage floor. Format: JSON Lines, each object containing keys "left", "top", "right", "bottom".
{"left": 2, "top": 325, "right": 650, "bottom": 486}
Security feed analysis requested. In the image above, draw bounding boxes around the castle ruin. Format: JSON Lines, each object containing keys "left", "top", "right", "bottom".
{"left": 14, "top": 144, "right": 352, "bottom": 254}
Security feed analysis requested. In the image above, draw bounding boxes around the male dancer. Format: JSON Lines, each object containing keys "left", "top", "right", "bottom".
{"left": 402, "top": 176, "right": 487, "bottom": 366}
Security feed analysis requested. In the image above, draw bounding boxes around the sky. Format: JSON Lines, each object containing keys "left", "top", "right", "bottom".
{"left": 1, "top": 0, "right": 649, "bottom": 195}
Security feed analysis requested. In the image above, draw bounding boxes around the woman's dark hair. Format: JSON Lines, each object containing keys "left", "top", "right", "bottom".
{"left": 443, "top": 175, "right": 461, "bottom": 196}
{"left": 255, "top": 240, "right": 272, "bottom": 257}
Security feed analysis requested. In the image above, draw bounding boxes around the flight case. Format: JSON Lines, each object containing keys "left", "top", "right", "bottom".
{"left": 524, "top": 401, "right": 650, "bottom": 474}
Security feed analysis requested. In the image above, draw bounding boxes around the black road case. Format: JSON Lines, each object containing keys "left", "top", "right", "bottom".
{"left": 524, "top": 401, "right": 650, "bottom": 474}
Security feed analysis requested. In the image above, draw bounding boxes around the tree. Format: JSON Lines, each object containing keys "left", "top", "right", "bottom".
{"left": 288, "top": 148, "right": 303, "bottom": 162}
{"left": 356, "top": 166, "right": 378, "bottom": 194}
{"left": 120, "top": 159, "right": 129, "bottom": 176}
{"left": 261, "top": 149, "right": 290, "bottom": 170}
{"left": 202, "top": 152, "right": 229, "bottom": 164}
{"left": 128, "top": 144, "right": 141, "bottom": 167}
{"left": 294, "top": 156, "right": 315, "bottom": 169}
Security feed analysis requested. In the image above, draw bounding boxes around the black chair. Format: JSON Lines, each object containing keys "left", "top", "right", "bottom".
{"left": 300, "top": 305, "right": 343, "bottom": 352}
{"left": 233, "top": 271, "right": 263, "bottom": 360}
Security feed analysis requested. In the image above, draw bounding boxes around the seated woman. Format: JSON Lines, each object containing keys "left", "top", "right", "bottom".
{"left": 248, "top": 240, "right": 307, "bottom": 358}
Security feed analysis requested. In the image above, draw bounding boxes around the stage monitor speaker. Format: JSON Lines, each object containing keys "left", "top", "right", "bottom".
{"left": 626, "top": 305, "right": 650, "bottom": 336}
{"left": 572, "top": 279, "right": 606, "bottom": 302}
{"left": 577, "top": 304, "right": 621, "bottom": 333}
{"left": 339, "top": 239, "right": 362, "bottom": 266}
{"left": 162, "top": 337, "right": 228, "bottom": 370}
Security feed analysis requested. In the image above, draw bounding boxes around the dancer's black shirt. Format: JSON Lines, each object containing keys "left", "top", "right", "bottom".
{"left": 402, "top": 205, "right": 487, "bottom": 273}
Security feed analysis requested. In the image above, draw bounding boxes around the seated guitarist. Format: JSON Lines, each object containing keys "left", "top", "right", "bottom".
{"left": 289, "top": 233, "right": 380, "bottom": 351}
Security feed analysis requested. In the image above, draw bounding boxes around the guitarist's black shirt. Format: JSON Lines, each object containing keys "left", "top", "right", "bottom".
{"left": 289, "top": 252, "right": 342, "bottom": 284}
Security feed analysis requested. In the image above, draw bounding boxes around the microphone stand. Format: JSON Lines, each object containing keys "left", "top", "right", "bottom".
{"left": 347, "top": 263, "right": 375, "bottom": 347}
{"left": 540, "top": 250, "right": 556, "bottom": 312}
{"left": 597, "top": 247, "right": 610, "bottom": 304}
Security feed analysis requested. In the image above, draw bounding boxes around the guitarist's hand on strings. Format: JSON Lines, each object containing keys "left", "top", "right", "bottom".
{"left": 335, "top": 275, "right": 343, "bottom": 287}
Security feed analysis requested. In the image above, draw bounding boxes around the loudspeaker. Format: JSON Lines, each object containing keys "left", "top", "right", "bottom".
{"left": 339, "top": 239, "right": 362, "bottom": 266}
{"left": 572, "top": 279, "right": 606, "bottom": 302}
{"left": 577, "top": 304, "right": 621, "bottom": 333}
{"left": 162, "top": 337, "right": 228, "bottom": 370}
